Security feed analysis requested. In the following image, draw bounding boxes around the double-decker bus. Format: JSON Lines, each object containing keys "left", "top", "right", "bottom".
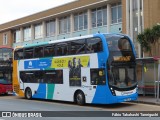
{"left": 13, "top": 33, "right": 137, "bottom": 105}
{"left": 0, "top": 46, "right": 13, "bottom": 94}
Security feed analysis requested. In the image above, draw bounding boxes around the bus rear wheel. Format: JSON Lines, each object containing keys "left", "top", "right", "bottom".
{"left": 75, "top": 91, "right": 85, "bottom": 105}
{"left": 25, "top": 88, "right": 32, "bottom": 99}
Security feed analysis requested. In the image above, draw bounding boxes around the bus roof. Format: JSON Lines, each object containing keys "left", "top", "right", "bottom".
{"left": 15, "top": 34, "right": 94, "bottom": 49}
{"left": 14, "top": 33, "right": 127, "bottom": 49}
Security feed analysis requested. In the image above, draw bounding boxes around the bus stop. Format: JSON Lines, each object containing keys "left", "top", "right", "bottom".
{"left": 136, "top": 57, "right": 160, "bottom": 102}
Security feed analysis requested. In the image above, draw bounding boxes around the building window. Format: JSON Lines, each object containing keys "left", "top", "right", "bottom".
{"left": 3, "top": 33, "right": 8, "bottom": 45}
{"left": 74, "top": 12, "right": 88, "bottom": 31}
{"left": 46, "top": 20, "right": 56, "bottom": 37}
{"left": 103, "top": 7, "right": 107, "bottom": 25}
{"left": 111, "top": 3, "right": 122, "bottom": 24}
{"left": 24, "top": 27, "right": 31, "bottom": 41}
{"left": 133, "top": 0, "right": 137, "bottom": 10}
{"left": 35, "top": 23, "right": 43, "bottom": 39}
{"left": 91, "top": 6, "right": 107, "bottom": 28}
{"left": 13, "top": 29, "right": 21, "bottom": 43}
{"left": 59, "top": 16, "right": 70, "bottom": 34}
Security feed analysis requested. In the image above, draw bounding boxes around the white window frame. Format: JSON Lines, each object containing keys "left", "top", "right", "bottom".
{"left": 118, "top": 4, "right": 122, "bottom": 23}
{"left": 111, "top": 3, "right": 122, "bottom": 24}
{"left": 35, "top": 23, "right": 43, "bottom": 39}
{"left": 97, "top": 9, "right": 103, "bottom": 27}
{"left": 13, "top": 29, "right": 21, "bottom": 43}
{"left": 46, "top": 20, "right": 56, "bottom": 37}
{"left": 91, "top": 6, "right": 107, "bottom": 28}
{"left": 3, "top": 33, "right": 8, "bottom": 45}
{"left": 59, "top": 16, "right": 70, "bottom": 34}
{"left": 74, "top": 11, "right": 88, "bottom": 32}
{"left": 103, "top": 7, "right": 107, "bottom": 26}
{"left": 74, "top": 15, "right": 78, "bottom": 31}
{"left": 92, "top": 9, "right": 97, "bottom": 28}
{"left": 24, "top": 26, "right": 31, "bottom": 41}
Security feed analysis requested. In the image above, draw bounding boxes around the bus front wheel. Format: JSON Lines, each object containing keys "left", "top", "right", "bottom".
{"left": 75, "top": 91, "right": 85, "bottom": 105}
{"left": 25, "top": 88, "right": 32, "bottom": 99}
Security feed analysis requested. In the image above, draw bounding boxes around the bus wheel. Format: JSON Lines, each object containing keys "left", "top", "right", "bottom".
{"left": 25, "top": 88, "right": 32, "bottom": 99}
{"left": 76, "top": 91, "right": 85, "bottom": 105}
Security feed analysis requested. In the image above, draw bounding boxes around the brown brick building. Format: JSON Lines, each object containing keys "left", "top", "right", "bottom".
{"left": 0, "top": 0, "right": 159, "bottom": 57}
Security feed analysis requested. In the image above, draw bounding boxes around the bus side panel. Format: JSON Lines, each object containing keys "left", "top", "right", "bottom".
{"left": 26, "top": 68, "right": 80, "bottom": 102}
{"left": 81, "top": 67, "right": 96, "bottom": 103}
{"left": 51, "top": 54, "right": 99, "bottom": 103}
{"left": 13, "top": 60, "right": 24, "bottom": 97}
{"left": 32, "top": 84, "right": 46, "bottom": 99}
{"left": 91, "top": 34, "right": 112, "bottom": 104}
{"left": 24, "top": 83, "right": 55, "bottom": 100}
{"left": 53, "top": 68, "right": 96, "bottom": 103}
{"left": 53, "top": 69, "right": 74, "bottom": 101}
{"left": 46, "top": 84, "right": 55, "bottom": 99}
{"left": 83, "top": 54, "right": 99, "bottom": 103}
{"left": 19, "top": 59, "right": 47, "bottom": 99}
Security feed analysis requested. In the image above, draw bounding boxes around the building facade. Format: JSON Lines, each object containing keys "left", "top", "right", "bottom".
{"left": 0, "top": 0, "right": 159, "bottom": 57}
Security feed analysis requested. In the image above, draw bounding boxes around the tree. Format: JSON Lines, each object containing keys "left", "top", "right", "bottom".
{"left": 137, "top": 31, "right": 152, "bottom": 56}
{"left": 152, "top": 25, "right": 160, "bottom": 55}
{"left": 152, "top": 25, "right": 160, "bottom": 43}
{"left": 137, "top": 24, "right": 160, "bottom": 57}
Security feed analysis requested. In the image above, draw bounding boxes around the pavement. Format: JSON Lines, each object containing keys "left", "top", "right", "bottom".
{"left": 135, "top": 95, "right": 160, "bottom": 105}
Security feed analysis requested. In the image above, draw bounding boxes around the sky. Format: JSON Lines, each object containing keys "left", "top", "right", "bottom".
{"left": 0, "top": 0, "right": 75, "bottom": 24}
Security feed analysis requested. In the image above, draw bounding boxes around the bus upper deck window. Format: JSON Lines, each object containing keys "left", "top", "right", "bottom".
{"left": 34, "top": 47, "right": 44, "bottom": 58}
{"left": 24, "top": 48, "right": 33, "bottom": 59}
{"left": 56, "top": 43, "right": 69, "bottom": 56}
{"left": 15, "top": 49, "right": 24, "bottom": 60}
{"left": 44, "top": 45, "right": 55, "bottom": 57}
{"left": 86, "top": 37, "right": 103, "bottom": 53}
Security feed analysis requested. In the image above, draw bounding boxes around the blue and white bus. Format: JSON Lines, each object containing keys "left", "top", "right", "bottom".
{"left": 13, "top": 33, "right": 138, "bottom": 105}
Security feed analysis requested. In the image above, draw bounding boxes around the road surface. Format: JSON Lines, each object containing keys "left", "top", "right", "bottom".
{"left": 0, "top": 94, "right": 159, "bottom": 120}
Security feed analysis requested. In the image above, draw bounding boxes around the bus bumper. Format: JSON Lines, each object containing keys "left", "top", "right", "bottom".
{"left": 91, "top": 93, "right": 138, "bottom": 104}
{"left": 109, "top": 93, "right": 138, "bottom": 104}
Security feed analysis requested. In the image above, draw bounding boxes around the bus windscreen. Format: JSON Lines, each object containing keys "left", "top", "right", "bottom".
{"left": 106, "top": 35, "right": 137, "bottom": 89}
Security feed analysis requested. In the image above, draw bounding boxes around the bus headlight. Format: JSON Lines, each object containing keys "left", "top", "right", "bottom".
{"left": 110, "top": 88, "right": 116, "bottom": 96}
